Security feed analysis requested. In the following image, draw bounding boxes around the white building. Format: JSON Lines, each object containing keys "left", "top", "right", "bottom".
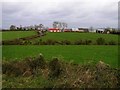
{"left": 72, "top": 28, "right": 79, "bottom": 32}
{"left": 96, "top": 28, "right": 105, "bottom": 33}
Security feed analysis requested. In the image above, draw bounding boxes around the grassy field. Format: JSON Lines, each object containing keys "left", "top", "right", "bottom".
{"left": 2, "top": 32, "right": 119, "bottom": 88}
{"left": 2, "top": 31, "right": 37, "bottom": 40}
{"left": 2, "top": 45, "right": 118, "bottom": 68}
{"left": 38, "top": 32, "right": 118, "bottom": 43}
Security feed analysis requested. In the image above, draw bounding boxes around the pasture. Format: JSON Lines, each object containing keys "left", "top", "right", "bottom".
{"left": 2, "top": 45, "right": 118, "bottom": 68}
{"left": 2, "top": 31, "right": 119, "bottom": 88}
{"left": 2, "top": 31, "right": 36, "bottom": 40}
{"left": 39, "top": 32, "right": 118, "bottom": 43}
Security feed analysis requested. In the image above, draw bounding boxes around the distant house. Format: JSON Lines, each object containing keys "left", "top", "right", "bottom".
{"left": 64, "top": 29, "right": 72, "bottom": 32}
{"left": 89, "top": 29, "right": 96, "bottom": 33}
{"left": 78, "top": 28, "right": 89, "bottom": 32}
{"left": 48, "top": 28, "right": 60, "bottom": 32}
{"left": 71, "top": 28, "right": 89, "bottom": 32}
{"left": 71, "top": 28, "right": 79, "bottom": 32}
{"left": 104, "top": 29, "right": 110, "bottom": 34}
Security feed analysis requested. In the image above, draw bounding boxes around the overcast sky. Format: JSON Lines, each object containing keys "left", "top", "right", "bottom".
{"left": 1, "top": 0, "right": 119, "bottom": 29}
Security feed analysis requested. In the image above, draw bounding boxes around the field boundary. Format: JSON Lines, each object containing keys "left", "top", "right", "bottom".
{"left": 2, "top": 35, "right": 41, "bottom": 45}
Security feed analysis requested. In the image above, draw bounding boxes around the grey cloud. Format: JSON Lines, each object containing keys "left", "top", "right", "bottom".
{"left": 2, "top": 1, "right": 118, "bottom": 29}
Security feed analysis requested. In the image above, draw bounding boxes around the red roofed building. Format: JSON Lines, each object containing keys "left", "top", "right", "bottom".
{"left": 48, "top": 28, "right": 60, "bottom": 32}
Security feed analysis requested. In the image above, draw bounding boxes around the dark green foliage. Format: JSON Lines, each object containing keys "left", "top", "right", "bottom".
{"left": 74, "top": 40, "right": 92, "bottom": 45}
{"left": 74, "top": 40, "right": 83, "bottom": 45}
{"left": 3, "top": 37, "right": 117, "bottom": 45}
{"left": 2, "top": 39, "right": 23, "bottom": 45}
{"left": 2, "top": 34, "right": 40, "bottom": 45}
{"left": 54, "top": 82, "right": 71, "bottom": 88}
{"left": 45, "top": 39, "right": 56, "bottom": 45}
{"left": 96, "top": 37, "right": 105, "bottom": 45}
{"left": 35, "top": 39, "right": 43, "bottom": 45}
{"left": 2, "top": 55, "right": 120, "bottom": 88}
{"left": 117, "top": 69, "right": 120, "bottom": 88}
{"left": 108, "top": 40, "right": 117, "bottom": 45}
{"left": 22, "top": 40, "right": 32, "bottom": 45}
{"left": 49, "top": 58, "right": 63, "bottom": 79}
{"left": 82, "top": 40, "right": 92, "bottom": 45}
{"left": 61, "top": 40, "right": 71, "bottom": 45}
{"left": 2, "top": 61, "right": 22, "bottom": 76}
{"left": 28, "top": 54, "right": 46, "bottom": 69}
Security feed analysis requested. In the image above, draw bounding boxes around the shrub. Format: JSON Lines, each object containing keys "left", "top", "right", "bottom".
{"left": 2, "top": 61, "right": 22, "bottom": 76}
{"left": 96, "top": 37, "right": 105, "bottom": 45}
{"left": 83, "top": 40, "right": 92, "bottom": 45}
{"left": 27, "top": 54, "right": 46, "bottom": 69}
{"left": 49, "top": 58, "right": 62, "bottom": 79}
{"left": 54, "top": 41, "right": 61, "bottom": 45}
{"left": 54, "top": 82, "right": 71, "bottom": 88}
{"left": 61, "top": 40, "right": 71, "bottom": 45}
{"left": 74, "top": 40, "right": 83, "bottom": 45}
{"left": 45, "top": 39, "right": 56, "bottom": 45}
{"left": 33, "top": 39, "right": 42, "bottom": 45}
{"left": 108, "top": 40, "right": 117, "bottom": 45}
{"left": 22, "top": 40, "right": 32, "bottom": 45}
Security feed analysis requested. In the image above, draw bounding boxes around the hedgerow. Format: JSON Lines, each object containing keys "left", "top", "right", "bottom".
{"left": 2, "top": 54, "right": 120, "bottom": 88}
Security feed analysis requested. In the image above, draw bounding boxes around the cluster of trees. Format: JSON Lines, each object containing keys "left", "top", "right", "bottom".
{"left": 10, "top": 24, "right": 48, "bottom": 31}
{"left": 53, "top": 21, "right": 67, "bottom": 31}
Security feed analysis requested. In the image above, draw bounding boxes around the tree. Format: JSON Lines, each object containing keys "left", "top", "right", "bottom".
{"left": 10, "top": 25, "right": 16, "bottom": 30}
{"left": 53, "top": 21, "right": 67, "bottom": 32}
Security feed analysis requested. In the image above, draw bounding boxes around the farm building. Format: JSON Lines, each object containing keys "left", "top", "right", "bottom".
{"left": 48, "top": 28, "right": 61, "bottom": 32}
{"left": 89, "top": 29, "right": 96, "bottom": 33}
{"left": 78, "top": 28, "right": 89, "bottom": 32}
{"left": 64, "top": 29, "right": 72, "bottom": 32}
{"left": 71, "top": 28, "right": 89, "bottom": 32}
{"left": 96, "top": 28, "right": 105, "bottom": 33}
{"left": 71, "top": 28, "right": 79, "bottom": 32}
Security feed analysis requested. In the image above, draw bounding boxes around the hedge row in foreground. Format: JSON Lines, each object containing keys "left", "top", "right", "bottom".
{"left": 2, "top": 54, "right": 120, "bottom": 88}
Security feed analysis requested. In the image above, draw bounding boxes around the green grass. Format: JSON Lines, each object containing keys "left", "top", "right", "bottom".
{"left": 0, "top": 32, "right": 2, "bottom": 41}
{"left": 2, "top": 45, "right": 118, "bottom": 67}
{"left": 2, "top": 31, "right": 37, "bottom": 40}
{"left": 38, "top": 32, "right": 118, "bottom": 43}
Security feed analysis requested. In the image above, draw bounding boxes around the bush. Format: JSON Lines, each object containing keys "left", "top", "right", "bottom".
{"left": 27, "top": 54, "right": 46, "bottom": 69}
{"left": 22, "top": 40, "right": 32, "bottom": 45}
{"left": 74, "top": 40, "right": 83, "bottom": 45}
{"left": 49, "top": 58, "right": 62, "bottom": 79}
{"left": 83, "top": 40, "right": 92, "bottom": 45}
{"left": 61, "top": 40, "right": 71, "bottom": 45}
{"left": 2, "top": 39, "right": 23, "bottom": 45}
{"left": 2, "top": 61, "right": 22, "bottom": 76}
{"left": 108, "top": 40, "right": 117, "bottom": 45}
{"left": 33, "top": 39, "right": 43, "bottom": 45}
{"left": 54, "top": 82, "right": 71, "bottom": 88}
{"left": 45, "top": 39, "right": 56, "bottom": 45}
{"left": 96, "top": 38, "right": 105, "bottom": 45}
